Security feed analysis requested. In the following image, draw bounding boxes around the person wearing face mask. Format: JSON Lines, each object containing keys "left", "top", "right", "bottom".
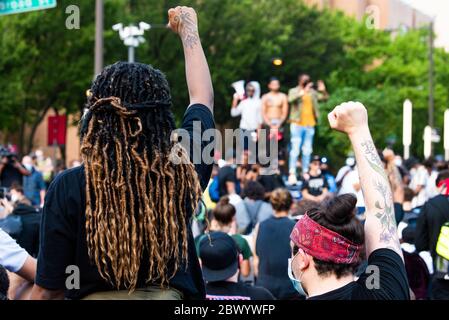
{"left": 231, "top": 82, "right": 263, "bottom": 154}
{"left": 21, "top": 156, "right": 46, "bottom": 208}
{"left": 1, "top": 184, "right": 40, "bottom": 258}
{"left": 288, "top": 101, "right": 410, "bottom": 300}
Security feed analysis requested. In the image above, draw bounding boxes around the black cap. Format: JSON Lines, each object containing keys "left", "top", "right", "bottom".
{"left": 311, "top": 155, "right": 321, "bottom": 163}
{"left": 199, "top": 232, "right": 239, "bottom": 282}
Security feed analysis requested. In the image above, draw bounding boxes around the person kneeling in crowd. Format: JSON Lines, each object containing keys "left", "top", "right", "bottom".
{"left": 288, "top": 102, "right": 410, "bottom": 300}
{"left": 198, "top": 232, "right": 274, "bottom": 300}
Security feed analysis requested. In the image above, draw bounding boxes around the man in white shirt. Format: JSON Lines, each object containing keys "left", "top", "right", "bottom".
{"left": 338, "top": 166, "right": 365, "bottom": 215}
{"left": 409, "top": 164, "right": 429, "bottom": 208}
{"left": 231, "top": 82, "right": 262, "bottom": 154}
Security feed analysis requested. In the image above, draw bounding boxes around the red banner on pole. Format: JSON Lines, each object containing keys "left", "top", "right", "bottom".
{"left": 47, "top": 115, "right": 67, "bottom": 146}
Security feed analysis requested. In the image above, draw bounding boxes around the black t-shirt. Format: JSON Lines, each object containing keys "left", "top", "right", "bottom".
{"left": 257, "top": 174, "right": 285, "bottom": 193}
{"left": 0, "top": 163, "right": 23, "bottom": 188}
{"left": 302, "top": 173, "right": 328, "bottom": 196}
{"left": 217, "top": 165, "right": 237, "bottom": 197}
{"left": 206, "top": 281, "right": 275, "bottom": 300}
{"left": 308, "top": 249, "right": 410, "bottom": 300}
{"left": 35, "top": 104, "right": 215, "bottom": 299}
{"left": 256, "top": 216, "right": 298, "bottom": 300}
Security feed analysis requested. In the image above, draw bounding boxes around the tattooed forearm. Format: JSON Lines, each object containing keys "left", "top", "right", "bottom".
{"left": 361, "top": 140, "right": 401, "bottom": 252}
{"left": 373, "top": 180, "right": 396, "bottom": 243}
{"left": 177, "top": 11, "right": 200, "bottom": 49}
{"left": 361, "top": 140, "right": 388, "bottom": 181}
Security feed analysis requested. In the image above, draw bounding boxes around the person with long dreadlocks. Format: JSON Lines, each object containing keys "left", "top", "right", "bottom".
{"left": 31, "top": 6, "right": 214, "bottom": 300}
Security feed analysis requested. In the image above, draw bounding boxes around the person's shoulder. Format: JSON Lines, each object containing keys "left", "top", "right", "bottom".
{"left": 425, "top": 194, "right": 447, "bottom": 210}
{"left": 246, "top": 284, "right": 276, "bottom": 300}
{"left": 48, "top": 166, "right": 84, "bottom": 191}
{"left": 182, "top": 103, "right": 215, "bottom": 129}
{"left": 367, "top": 248, "right": 404, "bottom": 265}
{"left": 185, "top": 103, "right": 212, "bottom": 114}
{"left": 55, "top": 165, "right": 84, "bottom": 182}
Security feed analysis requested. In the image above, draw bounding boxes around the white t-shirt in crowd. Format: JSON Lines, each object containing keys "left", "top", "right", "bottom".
{"left": 0, "top": 227, "right": 28, "bottom": 273}
{"left": 409, "top": 166, "right": 429, "bottom": 208}
{"left": 231, "top": 97, "right": 263, "bottom": 131}
{"left": 426, "top": 170, "right": 439, "bottom": 200}
{"left": 338, "top": 168, "right": 365, "bottom": 208}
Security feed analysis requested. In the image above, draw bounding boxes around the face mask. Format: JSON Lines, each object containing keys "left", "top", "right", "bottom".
{"left": 11, "top": 194, "right": 19, "bottom": 203}
{"left": 288, "top": 257, "right": 307, "bottom": 297}
{"left": 23, "top": 164, "right": 33, "bottom": 171}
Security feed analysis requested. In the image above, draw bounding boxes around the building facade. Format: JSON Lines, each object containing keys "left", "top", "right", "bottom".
{"left": 304, "top": 0, "right": 432, "bottom": 31}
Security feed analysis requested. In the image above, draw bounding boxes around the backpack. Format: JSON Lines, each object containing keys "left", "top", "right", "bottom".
{"left": 208, "top": 176, "right": 220, "bottom": 203}
{"left": 242, "top": 200, "right": 263, "bottom": 235}
{"left": 435, "top": 222, "right": 449, "bottom": 278}
{"left": 403, "top": 250, "right": 430, "bottom": 299}
{"left": 435, "top": 197, "right": 449, "bottom": 278}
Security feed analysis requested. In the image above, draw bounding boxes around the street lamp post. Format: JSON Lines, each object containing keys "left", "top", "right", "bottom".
{"left": 428, "top": 21, "right": 435, "bottom": 156}
{"left": 403, "top": 99, "right": 412, "bottom": 160}
{"left": 445, "top": 110, "right": 449, "bottom": 161}
{"left": 113, "top": 22, "right": 151, "bottom": 63}
{"left": 94, "top": 0, "right": 104, "bottom": 75}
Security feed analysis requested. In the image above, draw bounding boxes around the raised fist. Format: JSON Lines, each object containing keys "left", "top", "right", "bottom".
{"left": 327, "top": 101, "right": 368, "bottom": 136}
{"left": 167, "top": 6, "right": 198, "bottom": 36}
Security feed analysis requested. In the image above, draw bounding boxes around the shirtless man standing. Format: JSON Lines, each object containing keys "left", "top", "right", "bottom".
{"left": 262, "top": 78, "right": 289, "bottom": 131}
{"left": 261, "top": 78, "right": 289, "bottom": 168}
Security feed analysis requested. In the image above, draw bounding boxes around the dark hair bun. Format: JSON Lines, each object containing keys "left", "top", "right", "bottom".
{"left": 321, "top": 194, "right": 357, "bottom": 225}
{"left": 218, "top": 196, "right": 230, "bottom": 206}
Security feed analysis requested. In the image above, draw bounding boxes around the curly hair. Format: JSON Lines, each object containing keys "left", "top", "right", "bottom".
{"left": 80, "top": 62, "right": 202, "bottom": 291}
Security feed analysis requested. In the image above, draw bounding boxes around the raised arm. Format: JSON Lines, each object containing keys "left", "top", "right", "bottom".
{"left": 168, "top": 6, "right": 214, "bottom": 112}
{"left": 328, "top": 102, "right": 403, "bottom": 260}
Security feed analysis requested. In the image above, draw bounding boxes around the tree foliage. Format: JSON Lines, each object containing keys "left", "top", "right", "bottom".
{"left": 0, "top": 0, "right": 448, "bottom": 164}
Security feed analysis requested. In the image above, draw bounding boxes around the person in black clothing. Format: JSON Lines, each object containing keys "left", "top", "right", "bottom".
{"left": 0, "top": 265, "right": 9, "bottom": 300}
{"left": 257, "top": 166, "right": 286, "bottom": 198}
{"left": 415, "top": 170, "right": 449, "bottom": 299}
{"left": 254, "top": 188, "right": 300, "bottom": 300}
{"left": 31, "top": 6, "right": 214, "bottom": 300}
{"left": 199, "top": 231, "right": 274, "bottom": 300}
{"left": 301, "top": 155, "right": 329, "bottom": 202}
{"left": 288, "top": 102, "right": 409, "bottom": 300}
{"left": 5, "top": 184, "right": 41, "bottom": 258}
{"left": 217, "top": 149, "right": 240, "bottom": 197}
{"left": 0, "top": 152, "right": 30, "bottom": 188}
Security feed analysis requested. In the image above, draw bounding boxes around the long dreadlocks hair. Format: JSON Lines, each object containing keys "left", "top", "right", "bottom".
{"left": 80, "top": 61, "right": 202, "bottom": 291}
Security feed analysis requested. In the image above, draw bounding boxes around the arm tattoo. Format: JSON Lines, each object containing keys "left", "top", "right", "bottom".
{"left": 361, "top": 140, "right": 400, "bottom": 249}
{"left": 177, "top": 11, "right": 200, "bottom": 49}
{"left": 361, "top": 140, "right": 387, "bottom": 180}
{"left": 373, "top": 181, "right": 396, "bottom": 243}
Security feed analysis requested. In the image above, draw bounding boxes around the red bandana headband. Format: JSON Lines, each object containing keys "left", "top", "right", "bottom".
{"left": 438, "top": 178, "right": 449, "bottom": 196}
{"left": 290, "top": 213, "right": 363, "bottom": 265}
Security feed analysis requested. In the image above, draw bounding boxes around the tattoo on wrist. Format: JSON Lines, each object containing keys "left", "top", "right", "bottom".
{"left": 178, "top": 11, "right": 199, "bottom": 49}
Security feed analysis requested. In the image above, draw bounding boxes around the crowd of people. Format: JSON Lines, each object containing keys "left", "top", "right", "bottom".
{"left": 1, "top": 6, "right": 448, "bottom": 301}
